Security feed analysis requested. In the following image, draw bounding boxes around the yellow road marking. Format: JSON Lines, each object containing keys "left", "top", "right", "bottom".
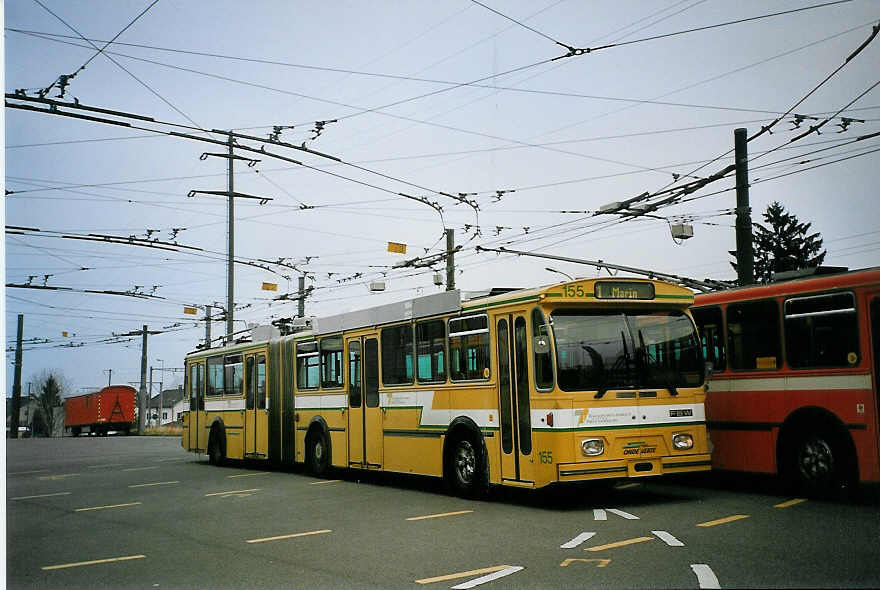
{"left": 38, "top": 473, "right": 80, "bottom": 481}
{"left": 228, "top": 472, "right": 271, "bottom": 478}
{"left": 309, "top": 479, "right": 341, "bottom": 485}
{"left": 123, "top": 467, "right": 158, "bottom": 472}
{"left": 75, "top": 502, "right": 142, "bottom": 512}
{"left": 8, "top": 469, "right": 48, "bottom": 475}
{"left": 407, "top": 510, "right": 474, "bottom": 521}
{"left": 42, "top": 554, "right": 146, "bottom": 570}
{"left": 88, "top": 464, "right": 123, "bottom": 469}
{"left": 774, "top": 498, "right": 807, "bottom": 509}
{"left": 615, "top": 483, "right": 641, "bottom": 490}
{"left": 246, "top": 529, "right": 332, "bottom": 544}
{"left": 128, "top": 481, "right": 179, "bottom": 488}
{"left": 11, "top": 492, "right": 71, "bottom": 500}
{"left": 586, "top": 536, "right": 653, "bottom": 552}
{"left": 415, "top": 565, "right": 511, "bottom": 585}
{"left": 560, "top": 558, "right": 611, "bottom": 568}
{"left": 697, "top": 514, "right": 749, "bottom": 527}
{"left": 204, "top": 488, "right": 261, "bottom": 497}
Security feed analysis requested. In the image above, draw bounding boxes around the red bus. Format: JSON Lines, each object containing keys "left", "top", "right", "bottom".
{"left": 692, "top": 267, "right": 880, "bottom": 495}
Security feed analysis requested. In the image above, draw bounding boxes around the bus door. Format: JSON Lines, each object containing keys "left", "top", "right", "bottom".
{"left": 188, "top": 362, "right": 205, "bottom": 451}
{"left": 496, "top": 314, "right": 535, "bottom": 484}
{"left": 347, "top": 335, "right": 382, "bottom": 468}
{"left": 244, "top": 353, "right": 268, "bottom": 458}
{"left": 871, "top": 295, "right": 880, "bottom": 435}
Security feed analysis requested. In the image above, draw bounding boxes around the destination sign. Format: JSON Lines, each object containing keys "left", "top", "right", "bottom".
{"left": 594, "top": 281, "right": 655, "bottom": 300}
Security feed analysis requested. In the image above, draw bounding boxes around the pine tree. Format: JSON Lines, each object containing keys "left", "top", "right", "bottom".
{"left": 30, "top": 373, "right": 64, "bottom": 437}
{"left": 730, "top": 201, "right": 826, "bottom": 283}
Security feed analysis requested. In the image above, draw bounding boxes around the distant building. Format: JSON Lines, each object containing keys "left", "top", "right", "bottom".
{"left": 148, "top": 385, "right": 187, "bottom": 426}
{"left": 5, "top": 397, "right": 64, "bottom": 437}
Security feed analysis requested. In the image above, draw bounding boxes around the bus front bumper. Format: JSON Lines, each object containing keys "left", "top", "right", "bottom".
{"left": 557, "top": 453, "right": 712, "bottom": 482}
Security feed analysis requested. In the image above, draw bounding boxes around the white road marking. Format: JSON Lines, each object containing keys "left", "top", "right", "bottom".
{"left": 246, "top": 529, "right": 331, "bottom": 544}
{"left": 42, "top": 555, "right": 146, "bottom": 570}
{"left": 652, "top": 531, "right": 685, "bottom": 547}
{"left": 128, "top": 481, "right": 179, "bottom": 488}
{"left": 691, "top": 564, "right": 721, "bottom": 589}
{"left": 204, "top": 488, "right": 261, "bottom": 497}
{"left": 606, "top": 508, "right": 639, "bottom": 520}
{"left": 123, "top": 467, "right": 158, "bottom": 472}
{"left": 11, "top": 492, "right": 71, "bottom": 500}
{"left": 593, "top": 509, "right": 607, "bottom": 521}
{"left": 8, "top": 469, "right": 48, "bottom": 475}
{"left": 75, "top": 502, "right": 142, "bottom": 512}
{"left": 560, "top": 532, "right": 596, "bottom": 549}
{"left": 450, "top": 566, "right": 524, "bottom": 589}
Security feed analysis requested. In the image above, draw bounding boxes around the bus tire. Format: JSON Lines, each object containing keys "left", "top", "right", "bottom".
{"left": 208, "top": 427, "right": 225, "bottom": 466}
{"left": 445, "top": 432, "right": 488, "bottom": 498}
{"left": 781, "top": 424, "right": 854, "bottom": 497}
{"left": 306, "top": 428, "right": 331, "bottom": 478}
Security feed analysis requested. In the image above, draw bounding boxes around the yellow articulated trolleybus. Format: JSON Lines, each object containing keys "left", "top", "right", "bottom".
{"left": 182, "top": 277, "right": 711, "bottom": 494}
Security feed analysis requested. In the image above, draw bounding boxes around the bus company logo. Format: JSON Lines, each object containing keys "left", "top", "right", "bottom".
{"left": 669, "top": 409, "right": 693, "bottom": 418}
{"left": 623, "top": 442, "right": 657, "bottom": 456}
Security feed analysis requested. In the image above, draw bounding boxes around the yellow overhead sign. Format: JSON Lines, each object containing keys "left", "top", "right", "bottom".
{"left": 387, "top": 242, "right": 407, "bottom": 254}
{"left": 262, "top": 282, "right": 278, "bottom": 291}
{"left": 183, "top": 306, "right": 198, "bottom": 315}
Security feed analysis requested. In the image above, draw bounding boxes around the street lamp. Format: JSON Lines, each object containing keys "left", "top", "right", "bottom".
{"left": 545, "top": 267, "right": 574, "bottom": 281}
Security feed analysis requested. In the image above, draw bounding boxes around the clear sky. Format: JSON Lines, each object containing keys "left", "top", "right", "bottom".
{"left": 4, "top": 0, "right": 879, "bottom": 396}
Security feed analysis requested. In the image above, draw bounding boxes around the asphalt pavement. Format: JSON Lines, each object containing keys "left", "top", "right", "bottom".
{"left": 6, "top": 436, "right": 880, "bottom": 589}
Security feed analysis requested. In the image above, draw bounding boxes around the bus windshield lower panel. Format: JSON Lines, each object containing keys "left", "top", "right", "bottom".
{"left": 552, "top": 309, "right": 704, "bottom": 393}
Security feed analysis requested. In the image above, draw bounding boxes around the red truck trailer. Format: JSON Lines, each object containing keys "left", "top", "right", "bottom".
{"left": 65, "top": 385, "right": 137, "bottom": 436}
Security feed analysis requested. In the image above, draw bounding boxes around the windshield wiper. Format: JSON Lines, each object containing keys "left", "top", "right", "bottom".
{"left": 581, "top": 344, "right": 609, "bottom": 399}
{"left": 637, "top": 329, "right": 677, "bottom": 396}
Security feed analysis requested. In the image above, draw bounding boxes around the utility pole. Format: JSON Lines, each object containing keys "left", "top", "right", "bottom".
{"left": 157, "top": 359, "right": 164, "bottom": 426}
{"left": 227, "top": 132, "right": 235, "bottom": 343}
{"left": 138, "top": 325, "right": 148, "bottom": 434}
{"left": 10, "top": 314, "right": 23, "bottom": 438}
{"left": 445, "top": 228, "right": 455, "bottom": 292}
{"left": 149, "top": 366, "right": 154, "bottom": 427}
{"left": 104, "top": 368, "right": 112, "bottom": 387}
{"left": 298, "top": 275, "right": 306, "bottom": 317}
{"left": 205, "top": 305, "right": 212, "bottom": 349}
{"left": 734, "top": 127, "right": 755, "bottom": 285}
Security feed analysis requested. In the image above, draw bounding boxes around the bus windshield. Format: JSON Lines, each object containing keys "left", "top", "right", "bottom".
{"left": 552, "top": 309, "right": 704, "bottom": 394}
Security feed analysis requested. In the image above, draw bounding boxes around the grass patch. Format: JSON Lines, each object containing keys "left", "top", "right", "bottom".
{"left": 143, "top": 424, "right": 184, "bottom": 436}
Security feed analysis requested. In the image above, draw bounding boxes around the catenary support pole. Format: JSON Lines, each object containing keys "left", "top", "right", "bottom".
{"left": 10, "top": 314, "right": 24, "bottom": 438}
{"left": 298, "top": 275, "right": 306, "bottom": 317}
{"left": 734, "top": 128, "right": 755, "bottom": 285}
{"left": 138, "top": 325, "right": 148, "bottom": 434}
{"left": 205, "top": 305, "right": 212, "bottom": 349}
{"left": 445, "top": 229, "right": 455, "bottom": 292}
{"left": 227, "top": 132, "right": 235, "bottom": 343}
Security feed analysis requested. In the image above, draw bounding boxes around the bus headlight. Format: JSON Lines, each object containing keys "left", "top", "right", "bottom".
{"left": 581, "top": 438, "right": 604, "bottom": 457}
{"left": 672, "top": 433, "right": 694, "bottom": 450}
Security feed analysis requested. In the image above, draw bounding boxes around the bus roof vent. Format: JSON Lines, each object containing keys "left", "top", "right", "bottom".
{"left": 772, "top": 266, "right": 849, "bottom": 282}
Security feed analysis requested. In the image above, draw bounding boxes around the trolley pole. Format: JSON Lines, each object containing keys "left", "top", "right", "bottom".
{"left": 445, "top": 228, "right": 455, "bottom": 292}
{"left": 138, "top": 325, "right": 148, "bottom": 434}
{"left": 226, "top": 132, "right": 235, "bottom": 343}
{"left": 10, "top": 314, "right": 24, "bottom": 438}
{"left": 734, "top": 128, "right": 755, "bottom": 285}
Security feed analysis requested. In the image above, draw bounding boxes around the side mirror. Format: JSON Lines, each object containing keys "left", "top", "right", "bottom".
{"left": 533, "top": 336, "right": 550, "bottom": 354}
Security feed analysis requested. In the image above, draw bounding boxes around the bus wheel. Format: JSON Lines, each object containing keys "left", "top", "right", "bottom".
{"left": 307, "top": 429, "right": 331, "bottom": 477}
{"left": 447, "top": 434, "right": 487, "bottom": 498}
{"left": 785, "top": 429, "right": 851, "bottom": 496}
{"left": 208, "top": 429, "right": 225, "bottom": 466}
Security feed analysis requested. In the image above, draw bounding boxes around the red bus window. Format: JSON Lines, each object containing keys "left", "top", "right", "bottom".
{"left": 785, "top": 292, "right": 859, "bottom": 368}
{"left": 727, "top": 300, "right": 780, "bottom": 370}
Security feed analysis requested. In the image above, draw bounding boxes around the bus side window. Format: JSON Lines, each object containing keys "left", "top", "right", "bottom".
{"left": 320, "top": 336, "right": 344, "bottom": 389}
{"left": 296, "top": 341, "right": 319, "bottom": 390}
{"left": 727, "top": 300, "right": 780, "bottom": 370}
{"left": 381, "top": 324, "right": 414, "bottom": 385}
{"left": 692, "top": 306, "right": 726, "bottom": 372}
{"left": 206, "top": 355, "right": 224, "bottom": 396}
{"left": 224, "top": 354, "right": 244, "bottom": 396}
{"left": 416, "top": 319, "right": 446, "bottom": 383}
{"left": 531, "top": 308, "right": 554, "bottom": 390}
{"left": 449, "top": 314, "right": 490, "bottom": 381}
{"left": 785, "top": 292, "right": 859, "bottom": 368}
